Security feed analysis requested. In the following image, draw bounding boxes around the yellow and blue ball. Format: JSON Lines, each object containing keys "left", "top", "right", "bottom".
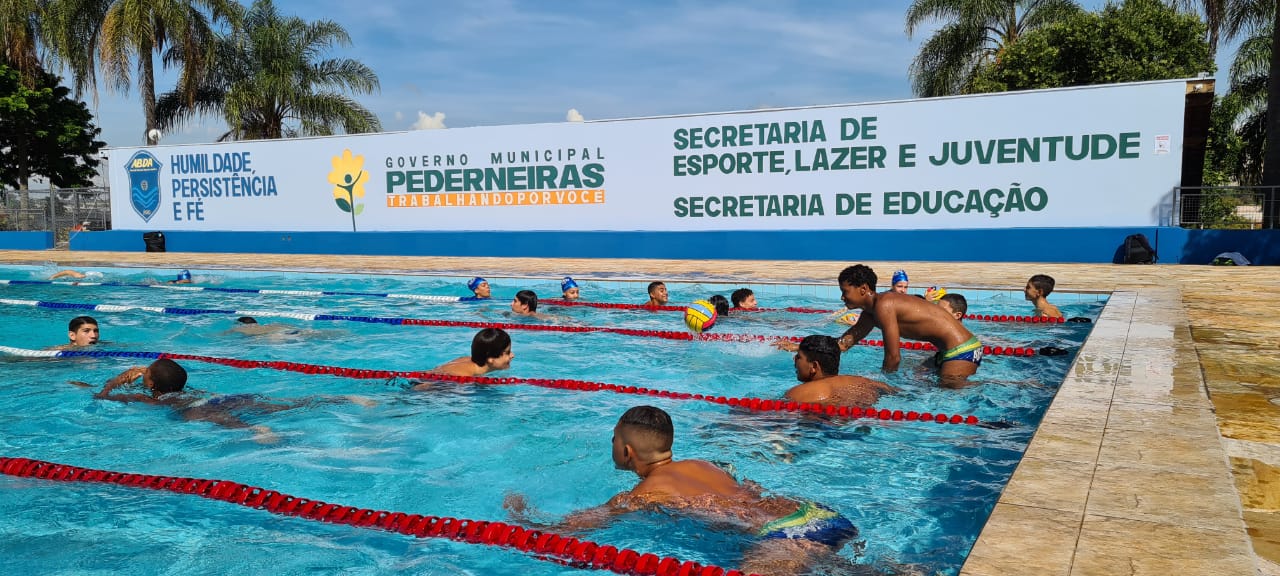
{"left": 684, "top": 299, "right": 718, "bottom": 333}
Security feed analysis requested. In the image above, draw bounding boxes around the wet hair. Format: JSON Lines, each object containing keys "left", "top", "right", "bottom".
{"left": 514, "top": 290, "right": 538, "bottom": 312}
{"left": 470, "top": 328, "right": 511, "bottom": 366}
{"left": 798, "top": 335, "right": 841, "bottom": 376}
{"left": 69, "top": 316, "right": 98, "bottom": 331}
{"left": 1028, "top": 274, "right": 1056, "bottom": 296}
{"left": 647, "top": 281, "right": 665, "bottom": 296}
{"left": 838, "top": 264, "right": 877, "bottom": 290}
{"left": 940, "top": 293, "right": 968, "bottom": 316}
{"left": 236, "top": 316, "right": 258, "bottom": 324}
{"left": 730, "top": 288, "right": 754, "bottom": 307}
{"left": 148, "top": 359, "right": 187, "bottom": 394}
{"left": 617, "top": 405, "right": 674, "bottom": 452}
{"left": 708, "top": 295, "right": 730, "bottom": 316}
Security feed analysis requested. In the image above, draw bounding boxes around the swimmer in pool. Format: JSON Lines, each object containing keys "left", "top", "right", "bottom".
{"left": 56, "top": 316, "right": 100, "bottom": 349}
{"left": 165, "top": 270, "right": 194, "bottom": 284}
{"left": 70, "top": 359, "right": 374, "bottom": 443}
{"left": 413, "top": 328, "right": 513, "bottom": 387}
{"left": 561, "top": 277, "right": 581, "bottom": 300}
{"left": 49, "top": 270, "right": 103, "bottom": 281}
{"left": 507, "top": 290, "right": 562, "bottom": 322}
{"left": 731, "top": 288, "right": 757, "bottom": 310}
{"left": 1024, "top": 274, "right": 1063, "bottom": 319}
{"left": 891, "top": 270, "right": 909, "bottom": 294}
{"left": 644, "top": 281, "right": 668, "bottom": 307}
{"left": 465, "top": 277, "right": 491, "bottom": 300}
{"left": 776, "top": 265, "right": 982, "bottom": 388}
{"left": 503, "top": 406, "right": 861, "bottom": 576}
{"left": 937, "top": 293, "right": 967, "bottom": 322}
{"left": 708, "top": 294, "right": 731, "bottom": 317}
{"left": 788, "top": 335, "right": 897, "bottom": 407}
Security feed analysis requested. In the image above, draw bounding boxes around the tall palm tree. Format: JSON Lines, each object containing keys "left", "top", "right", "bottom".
{"left": 1170, "top": 0, "right": 1228, "bottom": 58}
{"left": 1225, "top": 22, "right": 1270, "bottom": 184}
{"left": 155, "top": 0, "right": 380, "bottom": 141}
{"left": 87, "top": 0, "right": 237, "bottom": 144}
{"left": 1218, "top": 0, "right": 1278, "bottom": 224}
{"left": 906, "top": 0, "right": 1081, "bottom": 97}
{"left": 0, "top": 0, "right": 45, "bottom": 81}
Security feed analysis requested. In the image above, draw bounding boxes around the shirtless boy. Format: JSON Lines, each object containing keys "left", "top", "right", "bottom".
{"left": 504, "top": 406, "right": 859, "bottom": 576}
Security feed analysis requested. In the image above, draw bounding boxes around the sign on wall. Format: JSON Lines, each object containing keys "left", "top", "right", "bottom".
{"left": 107, "top": 80, "right": 1186, "bottom": 232}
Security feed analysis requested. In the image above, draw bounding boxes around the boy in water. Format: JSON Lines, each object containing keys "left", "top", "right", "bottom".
{"left": 63, "top": 316, "right": 100, "bottom": 348}
{"left": 1024, "top": 274, "right": 1063, "bottom": 318}
{"left": 779, "top": 265, "right": 982, "bottom": 388}
{"left": 73, "top": 359, "right": 372, "bottom": 443}
{"left": 788, "top": 335, "right": 898, "bottom": 407}
{"left": 509, "top": 290, "right": 560, "bottom": 321}
{"left": 466, "top": 277, "right": 492, "bottom": 300}
{"left": 561, "top": 277, "right": 581, "bottom": 300}
{"left": 504, "top": 406, "right": 859, "bottom": 576}
{"left": 415, "top": 328, "right": 514, "bottom": 384}
{"left": 937, "top": 293, "right": 968, "bottom": 322}
{"left": 644, "top": 281, "right": 668, "bottom": 307}
{"left": 731, "top": 288, "right": 757, "bottom": 310}
{"left": 890, "top": 270, "right": 909, "bottom": 294}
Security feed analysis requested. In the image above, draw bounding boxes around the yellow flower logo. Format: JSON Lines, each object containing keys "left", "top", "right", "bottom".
{"left": 328, "top": 149, "right": 367, "bottom": 230}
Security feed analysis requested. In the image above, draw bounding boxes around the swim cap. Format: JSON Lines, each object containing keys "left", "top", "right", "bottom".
{"left": 177, "top": 270, "right": 191, "bottom": 281}
{"left": 561, "top": 276, "right": 578, "bottom": 292}
{"left": 467, "top": 277, "right": 486, "bottom": 292}
{"left": 892, "top": 270, "right": 908, "bottom": 285}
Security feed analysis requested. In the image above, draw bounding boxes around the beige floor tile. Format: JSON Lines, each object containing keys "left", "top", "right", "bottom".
{"left": 998, "top": 457, "right": 1094, "bottom": 514}
{"left": 1022, "top": 420, "right": 1104, "bottom": 465}
{"left": 1084, "top": 463, "right": 1243, "bottom": 532}
{"left": 1097, "top": 423, "right": 1228, "bottom": 474}
{"left": 1104, "top": 401, "right": 1219, "bottom": 436}
{"left": 960, "top": 503, "right": 1079, "bottom": 576}
{"left": 1072, "top": 515, "right": 1256, "bottom": 576}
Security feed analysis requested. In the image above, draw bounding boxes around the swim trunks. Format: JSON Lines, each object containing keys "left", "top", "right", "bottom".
{"left": 758, "top": 502, "right": 858, "bottom": 547}
{"left": 934, "top": 336, "right": 983, "bottom": 367}
{"left": 185, "top": 393, "right": 258, "bottom": 409}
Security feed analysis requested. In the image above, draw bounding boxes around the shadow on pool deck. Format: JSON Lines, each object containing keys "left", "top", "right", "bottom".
{"left": 2, "top": 250, "right": 1278, "bottom": 575}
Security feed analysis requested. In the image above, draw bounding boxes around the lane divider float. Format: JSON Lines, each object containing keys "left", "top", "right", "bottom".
{"left": 0, "top": 457, "right": 755, "bottom": 576}
{"left": 0, "top": 346, "right": 984, "bottom": 426}
{"left": 2, "top": 279, "right": 1068, "bottom": 324}
{"left": 0, "top": 297, "right": 1037, "bottom": 357}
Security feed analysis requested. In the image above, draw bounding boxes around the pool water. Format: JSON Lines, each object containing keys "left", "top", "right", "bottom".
{"left": 0, "top": 264, "right": 1103, "bottom": 575}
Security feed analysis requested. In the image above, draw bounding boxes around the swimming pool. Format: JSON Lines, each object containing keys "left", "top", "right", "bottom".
{"left": 0, "top": 264, "right": 1104, "bottom": 575}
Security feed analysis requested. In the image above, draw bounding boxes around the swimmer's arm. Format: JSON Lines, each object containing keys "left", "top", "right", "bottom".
{"left": 503, "top": 492, "right": 632, "bottom": 533}
{"left": 838, "top": 312, "right": 876, "bottom": 352}
{"left": 50, "top": 270, "right": 86, "bottom": 280}
{"left": 94, "top": 367, "right": 145, "bottom": 399}
{"left": 877, "top": 307, "right": 902, "bottom": 373}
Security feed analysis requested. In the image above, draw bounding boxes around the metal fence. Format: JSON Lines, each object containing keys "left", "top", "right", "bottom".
{"left": 0, "top": 188, "right": 112, "bottom": 245}
{"left": 1173, "top": 186, "right": 1280, "bottom": 229}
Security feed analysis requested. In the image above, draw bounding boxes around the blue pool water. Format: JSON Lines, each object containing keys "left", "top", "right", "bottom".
{"left": 0, "top": 264, "right": 1103, "bottom": 575}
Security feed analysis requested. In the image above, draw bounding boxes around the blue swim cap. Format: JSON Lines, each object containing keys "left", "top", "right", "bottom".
{"left": 178, "top": 270, "right": 191, "bottom": 281}
{"left": 467, "top": 277, "right": 486, "bottom": 292}
{"left": 561, "top": 276, "right": 578, "bottom": 292}
{"left": 892, "top": 270, "right": 908, "bottom": 285}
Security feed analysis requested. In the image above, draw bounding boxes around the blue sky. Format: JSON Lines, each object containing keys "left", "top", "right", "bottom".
{"left": 82, "top": 0, "right": 1237, "bottom": 147}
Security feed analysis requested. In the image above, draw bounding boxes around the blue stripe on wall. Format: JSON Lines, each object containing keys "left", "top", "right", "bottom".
{"left": 0, "top": 232, "right": 54, "bottom": 250}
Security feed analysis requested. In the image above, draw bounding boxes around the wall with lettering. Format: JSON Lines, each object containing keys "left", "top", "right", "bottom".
{"left": 107, "top": 80, "right": 1186, "bottom": 232}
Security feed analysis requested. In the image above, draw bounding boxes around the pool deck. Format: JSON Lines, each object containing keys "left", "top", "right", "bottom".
{"left": 2, "top": 250, "right": 1277, "bottom": 576}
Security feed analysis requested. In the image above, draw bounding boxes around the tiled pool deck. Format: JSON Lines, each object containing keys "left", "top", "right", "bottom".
{"left": 2, "top": 250, "right": 1276, "bottom": 576}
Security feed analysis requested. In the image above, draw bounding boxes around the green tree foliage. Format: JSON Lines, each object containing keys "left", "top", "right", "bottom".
{"left": 905, "top": 0, "right": 1082, "bottom": 97}
{"left": 0, "top": 63, "right": 104, "bottom": 190}
{"left": 155, "top": 0, "right": 380, "bottom": 141}
{"left": 971, "top": 0, "right": 1213, "bottom": 92}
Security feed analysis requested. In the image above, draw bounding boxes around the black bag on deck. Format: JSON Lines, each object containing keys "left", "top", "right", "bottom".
{"left": 143, "top": 231, "right": 166, "bottom": 252}
{"left": 1122, "top": 233, "right": 1156, "bottom": 264}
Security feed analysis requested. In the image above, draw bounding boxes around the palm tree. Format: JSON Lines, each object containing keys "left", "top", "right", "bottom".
{"left": 905, "top": 0, "right": 1081, "bottom": 97}
{"left": 155, "top": 0, "right": 380, "bottom": 141}
{"left": 1170, "top": 0, "right": 1228, "bottom": 58}
{"left": 1217, "top": 0, "right": 1277, "bottom": 225}
{"left": 0, "top": 0, "right": 45, "bottom": 81}
{"left": 85, "top": 0, "right": 237, "bottom": 144}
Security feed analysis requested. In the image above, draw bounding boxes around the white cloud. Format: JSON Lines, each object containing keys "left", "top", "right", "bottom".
{"left": 565, "top": 108, "right": 584, "bottom": 122}
{"left": 410, "top": 111, "right": 447, "bottom": 130}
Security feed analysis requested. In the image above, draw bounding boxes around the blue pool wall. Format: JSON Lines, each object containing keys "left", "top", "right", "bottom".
{"left": 0, "top": 232, "right": 54, "bottom": 250}
{"left": 38, "top": 227, "right": 1280, "bottom": 265}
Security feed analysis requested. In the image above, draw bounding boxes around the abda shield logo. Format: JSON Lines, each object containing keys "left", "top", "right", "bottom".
{"left": 127, "top": 151, "right": 162, "bottom": 222}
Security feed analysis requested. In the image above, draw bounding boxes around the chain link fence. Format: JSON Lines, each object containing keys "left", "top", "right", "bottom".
{"left": 0, "top": 188, "right": 112, "bottom": 246}
{"left": 1174, "top": 186, "right": 1279, "bottom": 229}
